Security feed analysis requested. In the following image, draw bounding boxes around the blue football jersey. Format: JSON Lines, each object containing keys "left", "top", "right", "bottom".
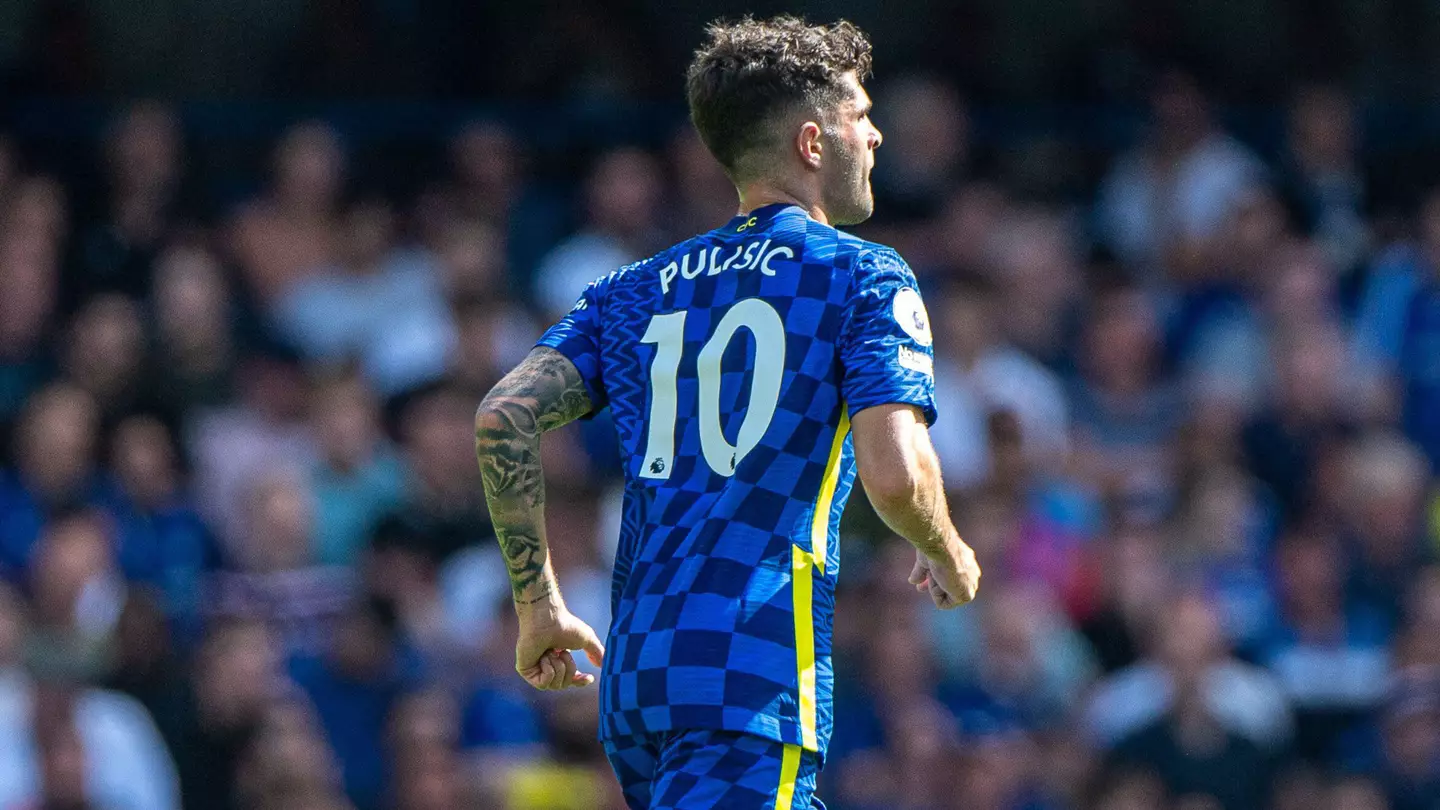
{"left": 537, "top": 202, "right": 937, "bottom": 758}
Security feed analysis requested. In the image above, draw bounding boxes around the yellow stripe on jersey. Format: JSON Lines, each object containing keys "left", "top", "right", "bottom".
{"left": 808, "top": 410, "right": 850, "bottom": 574}
{"left": 791, "top": 545, "right": 818, "bottom": 751}
{"left": 793, "top": 409, "right": 846, "bottom": 754}
{"left": 773, "top": 743, "right": 803, "bottom": 810}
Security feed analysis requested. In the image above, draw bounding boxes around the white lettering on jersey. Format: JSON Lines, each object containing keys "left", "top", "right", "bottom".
{"left": 897, "top": 344, "right": 934, "bottom": 375}
{"left": 659, "top": 240, "right": 794, "bottom": 294}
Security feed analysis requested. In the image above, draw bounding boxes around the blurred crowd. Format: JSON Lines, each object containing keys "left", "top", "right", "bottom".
{"left": 1, "top": 60, "right": 1440, "bottom": 810}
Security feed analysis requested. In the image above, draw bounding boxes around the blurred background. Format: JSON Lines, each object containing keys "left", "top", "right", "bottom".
{"left": 1, "top": 1, "right": 1440, "bottom": 809}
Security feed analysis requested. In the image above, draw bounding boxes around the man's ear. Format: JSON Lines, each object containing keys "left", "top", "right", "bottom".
{"left": 795, "top": 121, "right": 823, "bottom": 171}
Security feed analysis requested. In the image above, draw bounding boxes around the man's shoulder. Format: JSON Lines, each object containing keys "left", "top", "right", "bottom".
{"left": 789, "top": 223, "right": 912, "bottom": 285}
{"left": 584, "top": 237, "right": 701, "bottom": 297}
{"left": 844, "top": 237, "right": 917, "bottom": 289}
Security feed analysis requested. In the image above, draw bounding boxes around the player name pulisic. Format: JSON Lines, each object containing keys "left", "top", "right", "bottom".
{"left": 658, "top": 238, "right": 796, "bottom": 294}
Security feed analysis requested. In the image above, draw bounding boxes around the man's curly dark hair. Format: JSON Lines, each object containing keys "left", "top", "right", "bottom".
{"left": 686, "top": 16, "right": 873, "bottom": 181}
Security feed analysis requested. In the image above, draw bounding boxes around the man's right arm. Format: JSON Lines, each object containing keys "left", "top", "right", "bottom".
{"left": 852, "top": 403, "right": 980, "bottom": 607}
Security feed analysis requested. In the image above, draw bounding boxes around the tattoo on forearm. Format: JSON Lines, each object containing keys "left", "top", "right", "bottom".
{"left": 475, "top": 348, "right": 594, "bottom": 601}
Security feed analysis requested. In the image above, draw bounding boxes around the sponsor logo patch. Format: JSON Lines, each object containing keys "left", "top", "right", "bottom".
{"left": 898, "top": 344, "right": 934, "bottom": 375}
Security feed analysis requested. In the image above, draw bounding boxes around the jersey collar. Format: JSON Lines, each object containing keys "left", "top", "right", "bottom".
{"left": 726, "top": 203, "right": 809, "bottom": 233}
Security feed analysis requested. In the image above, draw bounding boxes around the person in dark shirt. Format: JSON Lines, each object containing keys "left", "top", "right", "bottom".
{"left": 0, "top": 384, "right": 116, "bottom": 578}
{"left": 108, "top": 414, "right": 218, "bottom": 646}
{"left": 170, "top": 619, "right": 280, "bottom": 810}
{"left": 289, "top": 596, "right": 423, "bottom": 810}
{"left": 1107, "top": 656, "right": 1279, "bottom": 810}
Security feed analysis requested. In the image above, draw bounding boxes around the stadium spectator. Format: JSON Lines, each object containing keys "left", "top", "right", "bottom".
{"left": 386, "top": 687, "right": 465, "bottom": 809}
{"left": 271, "top": 198, "right": 456, "bottom": 396}
{"left": 1240, "top": 320, "right": 1358, "bottom": 523}
{"left": 1170, "top": 190, "right": 1295, "bottom": 415}
{"left": 448, "top": 294, "right": 536, "bottom": 402}
{"left": 390, "top": 382, "right": 492, "bottom": 563}
{"left": 416, "top": 121, "right": 566, "bottom": 292}
{"left": 4, "top": 177, "right": 69, "bottom": 262}
{"left": 26, "top": 509, "right": 125, "bottom": 680}
{"left": 1104, "top": 652, "right": 1279, "bottom": 810}
{"left": 360, "top": 515, "right": 485, "bottom": 678}
{"left": 206, "top": 470, "right": 355, "bottom": 658}
{"left": 1074, "top": 518, "right": 1171, "bottom": 673}
{"left": 1344, "top": 673, "right": 1440, "bottom": 810}
{"left": 431, "top": 219, "right": 507, "bottom": 301}
{"left": 1339, "top": 433, "right": 1433, "bottom": 624}
{"left": 947, "top": 728, "right": 1060, "bottom": 810}
{"left": 149, "top": 242, "right": 240, "bottom": 418}
{"left": 940, "top": 581, "right": 1098, "bottom": 732}
{"left": 1351, "top": 185, "right": 1440, "bottom": 465}
{"left": 1164, "top": 455, "right": 1275, "bottom": 652}
{"left": 288, "top": 596, "right": 422, "bottom": 810}
{"left": 1257, "top": 527, "right": 1391, "bottom": 761}
{"left": 987, "top": 206, "right": 1084, "bottom": 369}
{"left": 828, "top": 557, "right": 963, "bottom": 804}
{"left": 924, "top": 181, "right": 1010, "bottom": 282}
{"left": 1085, "top": 591, "right": 1292, "bottom": 750}
{"left": 1069, "top": 282, "right": 1180, "bottom": 521}
{"left": 71, "top": 101, "right": 186, "bottom": 304}
{"left": 107, "top": 413, "right": 214, "bottom": 641}
{"left": 61, "top": 293, "right": 148, "bottom": 423}
{"left": 1279, "top": 85, "right": 1372, "bottom": 283}
{"left": 869, "top": 74, "right": 970, "bottom": 226}
{"left": 533, "top": 147, "right": 666, "bottom": 319}
{"left": 169, "top": 619, "right": 281, "bottom": 810}
{"left": 1096, "top": 66, "right": 1265, "bottom": 286}
{"left": 307, "top": 371, "right": 405, "bottom": 567}
{"left": 229, "top": 121, "right": 345, "bottom": 305}
{"left": 929, "top": 275, "right": 1070, "bottom": 491}
{"left": 0, "top": 655, "right": 180, "bottom": 810}
{"left": 103, "top": 589, "right": 189, "bottom": 755}
{"left": 0, "top": 228, "right": 59, "bottom": 428}
{"left": 189, "top": 341, "right": 315, "bottom": 547}
{"left": 1100, "top": 67, "right": 1261, "bottom": 283}
{"left": 233, "top": 700, "right": 349, "bottom": 810}
{"left": 0, "top": 386, "right": 109, "bottom": 578}
{"left": 663, "top": 125, "right": 738, "bottom": 243}
{"left": 1395, "top": 566, "right": 1440, "bottom": 674}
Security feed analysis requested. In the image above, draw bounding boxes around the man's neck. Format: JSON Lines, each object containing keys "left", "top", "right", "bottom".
{"left": 737, "top": 183, "right": 827, "bottom": 225}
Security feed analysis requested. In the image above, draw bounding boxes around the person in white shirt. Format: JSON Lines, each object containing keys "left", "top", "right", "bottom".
{"left": 0, "top": 582, "right": 179, "bottom": 810}
{"left": 928, "top": 275, "right": 1069, "bottom": 491}
{"left": 1097, "top": 67, "right": 1265, "bottom": 286}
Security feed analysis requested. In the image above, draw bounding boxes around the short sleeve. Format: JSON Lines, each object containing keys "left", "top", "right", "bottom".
{"left": 535, "top": 279, "right": 609, "bottom": 412}
{"left": 838, "top": 248, "right": 938, "bottom": 425}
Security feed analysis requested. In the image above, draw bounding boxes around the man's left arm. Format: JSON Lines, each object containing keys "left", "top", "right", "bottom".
{"left": 475, "top": 346, "right": 605, "bottom": 690}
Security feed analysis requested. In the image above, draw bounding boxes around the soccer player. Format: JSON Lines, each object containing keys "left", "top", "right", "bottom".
{"left": 474, "top": 15, "right": 981, "bottom": 809}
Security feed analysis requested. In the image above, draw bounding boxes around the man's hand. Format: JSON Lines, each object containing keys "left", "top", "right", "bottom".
{"left": 515, "top": 604, "right": 606, "bottom": 691}
{"left": 908, "top": 545, "right": 980, "bottom": 609}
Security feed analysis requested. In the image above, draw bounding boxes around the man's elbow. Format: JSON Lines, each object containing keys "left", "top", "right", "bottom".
{"left": 860, "top": 465, "right": 923, "bottom": 512}
{"left": 474, "top": 401, "right": 516, "bottom": 445}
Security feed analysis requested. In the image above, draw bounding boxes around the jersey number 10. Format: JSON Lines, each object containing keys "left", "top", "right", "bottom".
{"left": 639, "top": 298, "right": 785, "bottom": 479}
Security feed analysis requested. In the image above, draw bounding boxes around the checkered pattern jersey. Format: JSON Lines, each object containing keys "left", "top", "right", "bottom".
{"left": 537, "top": 202, "right": 937, "bottom": 758}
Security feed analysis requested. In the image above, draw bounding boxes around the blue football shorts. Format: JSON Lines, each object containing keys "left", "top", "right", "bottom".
{"left": 604, "top": 728, "right": 825, "bottom": 810}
